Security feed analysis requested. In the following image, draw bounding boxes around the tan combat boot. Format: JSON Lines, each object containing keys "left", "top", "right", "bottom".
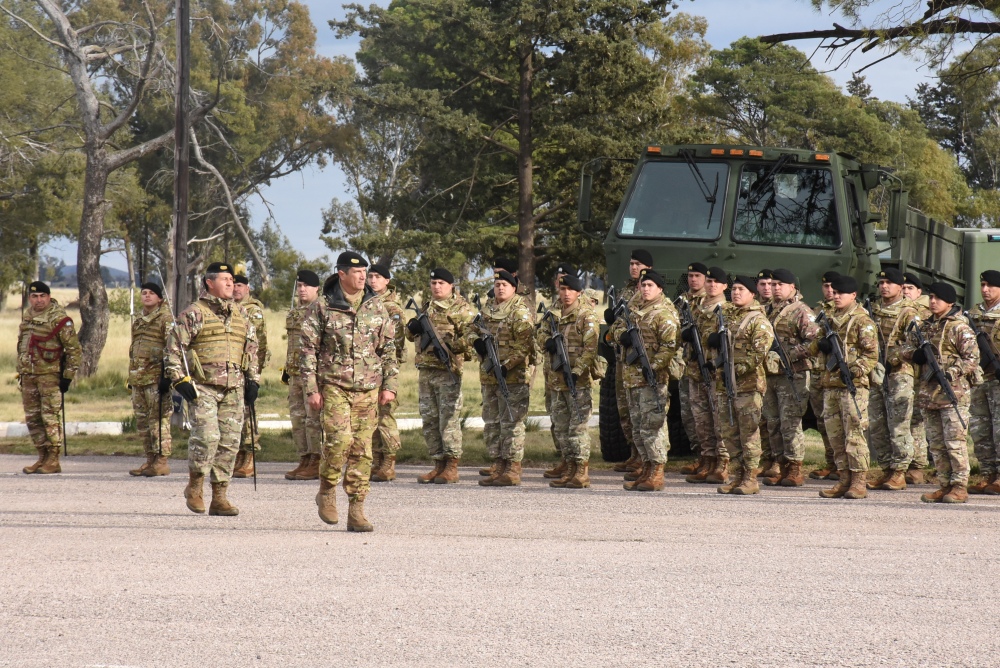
{"left": 757, "top": 458, "right": 775, "bottom": 479}
{"left": 732, "top": 468, "right": 761, "bottom": 495}
{"left": 143, "top": 455, "right": 171, "bottom": 477}
{"left": 208, "top": 481, "right": 239, "bottom": 516}
{"left": 479, "top": 459, "right": 506, "bottom": 486}
{"left": 779, "top": 461, "right": 805, "bottom": 487}
{"left": 819, "top": 470, "right": 851, "bottom": 498}
{"left": 636, "top": 463, "right": 665, "bottom": 492}
{"left": 543, "top": 458, "right": 569, "bottom": 479}
{"left": 435, "top": 457, "right": 460, "bottom": 484}
{"left": 24, "top": 447, "right": 48, "bottom": 474}
{"left": 686, "top": 456, "right": 716, "bottom": 484}
{"left": 879, "top": 469, "right": 906, "bottom": 491}
{"left": 942, "top": 483, "right": 969, "bottom": 504}
{"left": 347, "top": 499, "right": 373, "bottom": 532}
{"left": 614, "top": 446, "right": 640, "bottom": 473}
{"left": 866, "top": 467, "right": 890, "bottom": 490}
{"left": 371, "top": 455, "right": 397, "bottom": 482}
{"left": 38, "top": 448, "right": 61, "bottom": 474}
{"left": 968, "top": 473, "right": 991, "bottom": 494}
{"left": 493, "top": 460, "right": 522, "bottom": 487}
{"left": 316, "top": 479, "right": 338, "bottom": 524}
{"left": 758, "top": 460, "right": 781, "bottom": 480}
{"left": 232, "top": 451, "right": 253, "bottom": 478}
{"left": 296, "top": 453, "right": 320, "bottom": 480}
{"left": 705, "top": 458, "right": 730, "bottom": 485}
{"left": 624, "top": 462, "right": 651, "bottom": 491}
{"left": 129, "top": 453, "right": 154, "bottom": 477}
{"left": 809, "top": 463, "right": 834, "bottom": 480}
{"left": 185, "top": 472, "right": 206, "bottom": 513}
{"left": 549, "top": 460, "right": 577, "bottom": 488}
{"left": 718, "top": 466, "right": 745, "bottom": 494}
{"left": 905, "top": 468, "right": 926, "bottom": 486}
{"left": 418, "top": 459, "right": 447, "bottom": 484}
{"left": 921, "top": 485, "right": 949, "bottom": 503}
{"left": 624, "top": 461, "right": 646, "bottom": 482}
{"left": 479, "top": 460, "right": 501, "bottom": 476}
{"left": 564, "top": 461, "right": 591, "bottom": 489}
{"left": 284, "top": 455, "right": 309, "bottom": 480}
{"left": 371, "top": 451, "right": 384, "bottom": 476}
{"left": 984, "top": 475, "right": 1000, "bottom": 495}
{"left": 844, "top": 471, "right": 868, "bottom": 499}
{"left": 762, "top": 461, "right": 787, "bottom": 486}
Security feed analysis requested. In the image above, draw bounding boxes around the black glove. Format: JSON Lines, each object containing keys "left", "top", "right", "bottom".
{"left": 544, "top": 338, "right": 558, "bottom": 354}
{"left": 407, "top": 318, "right": 423, "bottom": 335}
{"left": 500, "top": 365, "right": 508, "bottom": 378}
{"left": 680, "top": 327, "right": 695, "bottom": 343}
{"left": 816, "top": 337, "right": 833, "bottom": 354}
{"left": 571, "top": 373, "right": 580, "bottom": 385}
{"left": 604, "top": 307, "right": 616, "bottom": 324}
{"left": 59, "top": 377, "right": 71, "bottom": 393}
{"left": 473, "top": 338, "right": 487, "bottom": 358}
{"left": 158, "top": 376, "right": 171, "bottom": 394}
{"left": 995, "top": 367, "right": 1000, "bottom": 382}
{"left": 707, "top": 332, "right": 722, "bottom": 350}
{"left": 618, "top": 331, "right": 632, "bottom": 348}
{"left": 174, "top": 378, "right": 198, "bottom": 402}
{"left": 244, "top": 380, "right": 259, "bottom": 405}
{"left": 281, "top": 370, "right": 290, "bottom": 385}
{"left": 911, "top": 348, "right": 927, "bottom": 365}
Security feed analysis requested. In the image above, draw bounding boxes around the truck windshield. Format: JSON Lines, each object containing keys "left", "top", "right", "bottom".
{"left": 616, "top": 161, "right": 727, "bottom": 240}
{"left": 734, "top": 164, "right": 840, "bottom": 248}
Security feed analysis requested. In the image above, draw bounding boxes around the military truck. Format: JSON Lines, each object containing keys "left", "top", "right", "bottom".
{"left": 578, "top": 143, "right": 1000, "bottom": 461}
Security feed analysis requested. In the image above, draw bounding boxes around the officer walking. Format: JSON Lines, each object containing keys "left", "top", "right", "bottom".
{"left": 127, "top": 282, "right": 174, "bottom": 477}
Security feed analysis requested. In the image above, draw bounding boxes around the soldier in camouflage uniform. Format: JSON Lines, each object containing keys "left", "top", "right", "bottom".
{"left": 901, "top": 273, "right": 932, "bottom": 482}
{"left": 807, "top": 271, "right": 841, "bottom": 481}
{"left": 18, "top": 281, "right": 81, "bottom": 475}
{"left": 811, "top": 275, "right": 879, "bottom": 500}
{"left": 865, "top": 268, "right": 920, "bottom": 490}
{"left": 407, "top": 268, "right": 476, "bottom": 484}
{"left": 282, "top": 269, "right": 323, "bottom": 481}
{"left": 754, "top": 269, "right": 775, "bottom": 469}
{"left": 901, "top": 282, "right": 979, "bottom": 504}
{"left": 470, "top": 270, "right": 535, "bottom": 487}
{"left": 966, "top": 270, "right": 1000, "bottom": 494}
{"left": 539, "top": 273, "right": 601, "bottom": 489}
{"left": 127, "top": 282, "right": 174, "bottom": 477}
{"left": 301, "top": 252, "right": 398, "bottom": 531}
{"left": 367, "top": 264, "right": 407, "bottom": 483}
{"left": 165, "top": 262, "right": 260, "bottom": 517}
{"left": 610, "top": 269, "right": 679, "bottom": 492}
{"left": 709, "top": 274, "right": 774, "bottom": 495}
{"left": 232, "top": 270, "right": 269, "bottom": 479}
{"left": 761, "top": 268, "right": 818, "bottom": 488}
{"left": 542, "top": 262, "right": 579, "bottom": 479}
{"left": 676, "top": 262, "right": 708, "bottom": 476}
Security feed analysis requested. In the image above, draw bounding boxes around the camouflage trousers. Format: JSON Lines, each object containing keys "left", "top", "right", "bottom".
{"left": 625, "top": 384, "right": 670, "bottom": 463}
{"left": 551, "top": 386, "right": 593, "bottom": 462}
{"left": 822, "top": 387, "right": 870, "bottom": 473}
{"left": 187, "top": 383, "right": 244, "bottom": 483}
{"left": 288, "top": 374, "right": 322, "bottom": 457}
{"left": 911, "top": 407, "right": 930, "bottom": 468}
{"left": 615, "top": 361, "right": 634, "bottom": 446}
{"left": 319, "top": 384, "right": 377, "bottom": 502}
{"left": 809, "top": 377, "right": 834, "bottom": 468}
{"left": 131, "top": 383, "right": 172, "bottom": 457}
{"left": 419, "top": 368, "right": 464, "bottom": 460}
{"left": 689, "top": 379, "right": 724, "bottom": 458}
{"left": 679, "top": 376, "right": 701, "bottom": 454}
{"left": 372, "top": 397, "right": 400, "bottom": 456}
{"left": 716, "top": 390, "right": 763, "bottom": 471}
{"left": 868, "top": 372, "right": 915, "bottom": 471}
{"left": 762, "top": 372, "right": 810, "bottom": 463}
{"left": 969, "top": 380, "right": 1000, "bottom": 476}
{"left": 760, "top": 414, "right": 772, "bottom": 464}
{"left": 545, "top": 388, "right": 559, "bottom": 455}
{"left": 20, "top": 373, "right": 62, "bottom": 451}
{"left": 239, "top": 405, "right": 260, "bottom": 453}
{"left": 924, "top": 397, "right": 972, "bottom": 486}
{"left": 481, "top": 382, "right": 531, "bottom": 462}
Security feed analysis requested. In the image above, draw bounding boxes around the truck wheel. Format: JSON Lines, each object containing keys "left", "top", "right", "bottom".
{"left": 599, "top": 355, "right": 631, "bottom": 462}
{"left": 666, "top": 379, "right": 693, "bottom": 457}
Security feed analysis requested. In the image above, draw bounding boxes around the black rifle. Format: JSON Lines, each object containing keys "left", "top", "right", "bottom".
{"left": 248, "top": 401, "right": 258, "bottom": 491}
{"left": 863, "top": 297, "right": 893, "bottom": 422}
{"left": 907, "top": 317, "right": 967, "bottom": 429}
{"left": 471, "top": 307, "right": 514, "bottom": 421}
{"left": 538, "top": 305, "right": 578, "bottom": 416}
{"left": 770, "top": 338, "right": 801, "bottom": 402}
{"left": 60, "top": 354, "right": 68, "bottom": 456}
{"left": 816, "top": 311, "right": 862, "bottom": 419}
{"left": 713, "top": 304, "right": 737, "bottom": 425}
{"left": 406, "top": 297, "right": 458, "bottom": 383}
{"left": 676, "top": 296, "right": 716, "bottom": 416}
{"left": 964, "top": 310, "right": 1000, "bottom": 378}
{"left": 611, "top": 289, "right": 663, "bottom": 411}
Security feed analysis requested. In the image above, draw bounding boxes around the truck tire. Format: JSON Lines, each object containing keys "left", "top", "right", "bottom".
{"left": 599, "top": 354, "right": 631, "bottom": 462}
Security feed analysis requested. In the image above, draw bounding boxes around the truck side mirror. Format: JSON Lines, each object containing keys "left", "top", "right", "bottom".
{"left": 860, "top": 164, "right": 881, "bottom": 191}
{"left": 578, "top": 171, "right": 593, "bottom": 224}
{"left": 888, "top": 188, "right": 908, "bottom": 241}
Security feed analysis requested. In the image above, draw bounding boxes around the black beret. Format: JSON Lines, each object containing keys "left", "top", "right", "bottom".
{"left": 902, "top": 272, "right": 922, "bottom": 290}
{"left": 928, "top": 282, "right": 957, "bottom": 304}
{"left": 639, "top": 269, "right": 665, "bottom": 288}
{"left": 206, "top": 262, "right": 233, "bottom": 276}
{"left": 560, "top": 273, "right": 584, "bottom": 292}
{"left": 756, "top": 269, "right": 773, "bottom": 280}
{"left": 233, "top": 274, "right": 249, "bottom": 285}
{"left": 877, "top": 268, "right": 904, "bottom": 285}
{"left": 687, "top": 262, "right": 708, "bottom": 275}
{"left": 821, "top": 270, "right": 841, "bottom": 283}
{"left": 493, "top": 257, "right": 518, "bottom": 273}
{"left": 336, "top": 251, "right": 368, "bottom": 268}
{"left": 981, "top": 270, "right": 1000, "bottom": 289}
{"left": 555, "top": 263, "right": 576, "bottom": 277}
{"left": 28, "top": 281, "right": 50, "bottom": 295}
{"left": 494, "top": 270, "right": 518, "bottom": 287}
{"left": 296, "top": 269, "right": 320, "bottom": 287}
{"left": 369, "top": 264, "right": 391, "bottom": 280}
{"left": 140, "top": 282, "right": 163, "bottom": 299}
{"left": 430, "top": 268, "right": 455, "bottom": 284}
{"left": 631, "top": 249, "right": 654, "bottom": 267}
{"left": 771, "top": 268, "right": 796, "bottom": 285}
{"left": 830, "top": 275, "right": 859, "bottom": 294}
{"left": 732, "top": 275, "right": 757, "bottom": 292}
{"left": 706, "top": 266, "right": 729, "bottom": 284}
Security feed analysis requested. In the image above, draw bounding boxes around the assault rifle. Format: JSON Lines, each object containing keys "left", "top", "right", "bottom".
{"left": 610, "top": 287, "right": 663, "bottom": 411}
{"left": 538, "top": 303, "right": 578, "bottom": 416}
{"left": 964, "top": 311, "right": 1000, "bottom": 380}
{"left": 816, "top": 311, "right": 862, "bottom": 419}
{"left": 907, "top": 316, "right": 967, "bottom": 428}
{"left": 863, "top": 297, "right": 893, "bottom": 422}
{"left": 675, "top": 296, "right": 716, "bottom": 416}
{"left": 713, "top": 304, "right": 736, "bottom": 425}
{"left": 406, "top": 297, "right": 458, "bottom": 383}
{"left": 770, "top": 338, "right": 801, "bottom": 403}
{"left": 471, "top": 297, "right": 514, "bottom": 421}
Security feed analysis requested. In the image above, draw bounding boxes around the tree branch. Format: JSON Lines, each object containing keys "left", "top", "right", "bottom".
{"left": 761, "top": 19, "right": 1000, "bottom": 48}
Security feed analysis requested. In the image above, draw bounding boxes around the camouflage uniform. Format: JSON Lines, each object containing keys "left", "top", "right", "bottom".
{"left": 129, "top": 301, "right": 174, "bottom": 457}
{"left": 372, "top": 288, "right": 406, "bottom": 459}
{"left": 613, "top": 278, "right": 640, "bottom": 448}
{"left": 690, "top": 294, "right": 728, "bottom": 460}
{"left": 763, "top": 294, "right": 817, "bottom": 465}
{"left": 867, "top": 296, "right": 920, "bottom": 472}
{"left": 17, "top": 299, "right": 82, "bottom": 456}
{"left": 237, "top": 295, "right": 268, "bottom": 453}
{"left": 406, "top": 293, "right": 476, "bottom": 460}
{"left": 967, "top": 301, "right": 1000, "bottom": 479}
{"left": 286, "top": 300, "right": 323, "bottom": 457}
{"left": 909, "top": 297, "right": 932, "bottom": 470}
{"left": 164, "top": 294, "right": 260, "bottom": 482}
{"left": 902, "top": 309, "right": 978, "bottom": 487}
{"left": 810, "top": 298, "right": 837, "bottom": 471}
{"left": 300, "top": 280, "right": 398, "bottom": 502}
{"left": 677, "top": 288, "right": 706, "bottom": 454}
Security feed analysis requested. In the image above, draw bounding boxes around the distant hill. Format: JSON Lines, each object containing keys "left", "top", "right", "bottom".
{"left": 52, "top": 265, "right": 131, "bottom": 288}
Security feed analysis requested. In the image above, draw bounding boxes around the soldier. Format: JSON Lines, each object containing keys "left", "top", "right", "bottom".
{"left": 610, "top": 269, "right": 679, "bottom": 491}
{"left": 807, "top": 271, "right": 841, "bottom": 481}
{"left": 755, "top": 269, "right": 773, "bottom": 304}
{"left": 542, "top": 262, "right": 577, "bottom": 480}
{"left": 301, "top": 252, "right": 398, "bottom": 531}
{"left": 866, "top": 268, "right": 920, "bottom": 490}
{"left": 677, "top": 262, "right": 708, "bottom": 476}
{"left": 165, "top": 262, "right": 260, "bottom": 517}
{"left": 683, "top": 266, "right": 728, "bottom": 484}
{"left": 407, "top": 268, "right": 476, "bottom": 484}
{"left": 17, "top": 281, "right": 81, "bottom": 475}
{"left": 900, "top": 282, "right": 979, "bottom": 504}
{"left": 367, "top": 264, "right": 406, "bottom": 483}
{"left": 901, "top": 272, "right": 932, "bottom": 483}
{"left": 755, "top": 269, "right": 775, "bottom": 473}
{"left": 127, "top": 282, "right": 174, "bottom": 477}
{"left": 708, "top": 274, "right": 774, "bottom": 495}
{"left": 811, "top": 275, "right": 879, "bottom": 500}
{"left": 282, "top": 269, "right": 323, "bottom": 481}
{"left": 968, "top": 270, "right": 1000, "bottom": 494}
{"left": 471, "top": 269, "right": 535, "bottom": 486}
{"left": 761, "top": 268, "right": 818, "bottom": 487}
{"left": 540, "top": 273, "right": 601, "bottom": 489}
{"left": 232, "top": 270, "right": 269, "bottom": 479}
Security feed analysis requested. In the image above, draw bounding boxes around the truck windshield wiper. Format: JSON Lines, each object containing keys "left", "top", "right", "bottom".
{"left": 679, "top": 149, "right": 719, "bottom": 228}
{"left": 746, "top": 153, "right": 794, "bottom": 208}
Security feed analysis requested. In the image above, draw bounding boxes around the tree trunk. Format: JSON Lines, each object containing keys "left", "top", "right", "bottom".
{"left": 516, "top": 41, "right": 535, "bottom": 303}
{"left": 76, "top": 152, "right": 112, "bottom": 377}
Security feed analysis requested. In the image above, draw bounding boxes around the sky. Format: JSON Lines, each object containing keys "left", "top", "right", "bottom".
{"left": 46, "top": 0, "right": 943, "bottom": 271}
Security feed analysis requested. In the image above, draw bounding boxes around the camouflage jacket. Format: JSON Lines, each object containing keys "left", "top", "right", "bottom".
{"left": 129, "top": 301, "right": 173, "bottom": 386}
{"left": 902, "top": 308, "right": 979, "bottom": 409}
{"left": 238, "top": 296, "right": 270, "bottom": 371}
{"left": 165, "top": 295, "right": 260, "bottom": 389}
{"left": 17, "top": 300, "right": 82, "bottom": 378}
{"left": 379, "top": 288, "right": 407, "bottom": 364}
{"left": 768, "top": 294, "right": 819, "bottom": 374}
{"left": 713, "top": 301, "right": 773, "bottom": 394}
{"left": 685, "top": 293, "right": 727, "bottom": 380}
{"left": 969, "top": 300, "right": 1000, "bottom": 377}
{"left": 536, "top": 299, "right": 601, "bottom": 390}
{"left": 405, "top": 293, "right": 477, "bottom": 373}
{"left": 284, "top": 299, "right": 318, "bottom": 377}
{"left": 609, "top": 293, "right": 679, "bottom": 389}
{"left": 809, "top": 302, "right": 879, "bottom": 390}
{"left": 468, "top": 294, "right": 534, "bottom": 386}
{"left": 869, "top": 296, "right": 919, "bottom": 376}
{"left": 620, "top": 277, "right": 640, "bottom": 305}
{"left": 299, "top": 278, "right": 398, "bottom": 396}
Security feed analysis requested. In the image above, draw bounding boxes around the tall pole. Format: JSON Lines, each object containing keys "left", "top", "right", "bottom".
{"left": 171, "top": 0, "right": 191, "bottom": 317}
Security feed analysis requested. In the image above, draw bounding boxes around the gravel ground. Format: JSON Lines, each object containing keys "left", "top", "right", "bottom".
{"left": 2, "top": 454, "right": 1000, "bottom": 668}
